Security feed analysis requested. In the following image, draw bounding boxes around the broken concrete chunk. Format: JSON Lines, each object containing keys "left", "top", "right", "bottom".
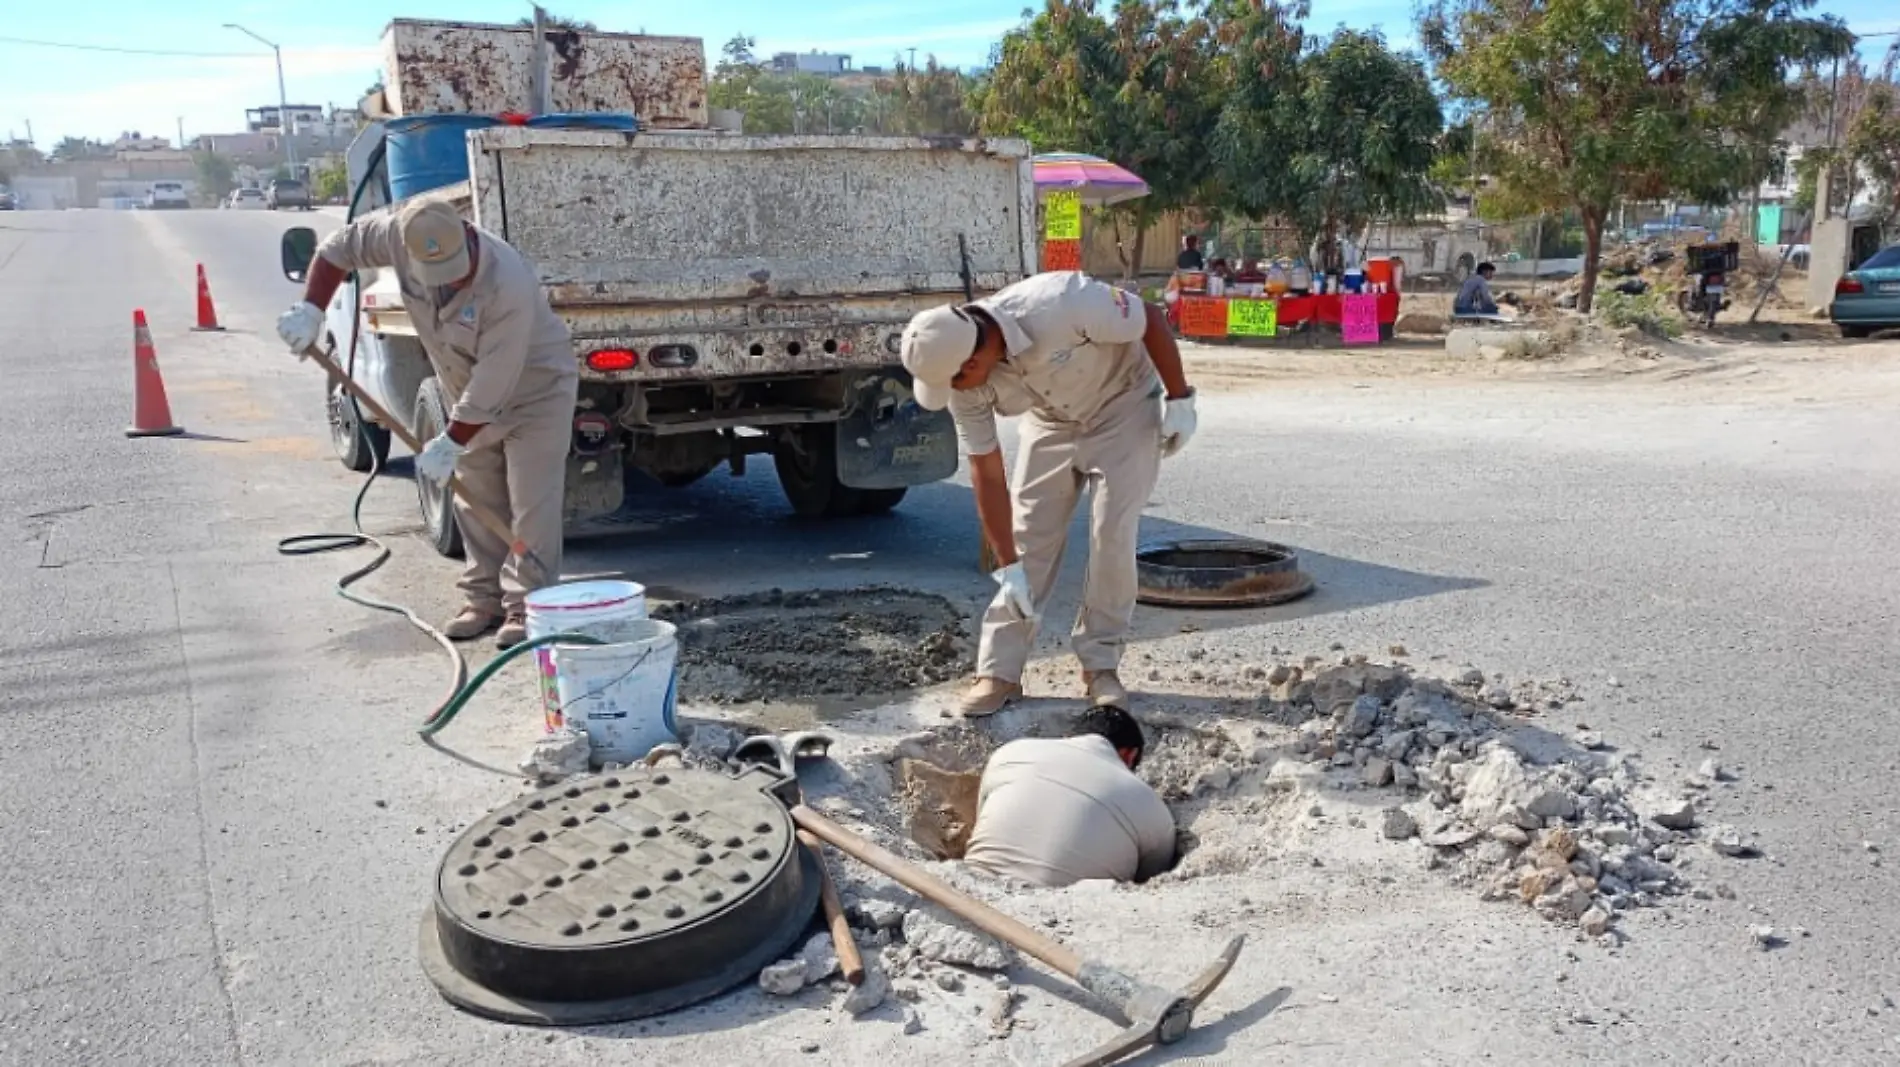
{"left": 903, "top": 907, "right": 1015, "bottom": 971}
{"left": 519, "top": 728, "right": 591, "bottom": 783}
{"left": 841, "top": 961, "right": 892, "bottom": 1016}
{"left": 1393, "top": 763, "right": 1420, "bottom": 789}
{"left": 1580, "top": 907, "right": 1613, "bottom": 937}
{"left": 1380, "top": 730, "right": 1417, "bottom": 761}
{"left": 800, "top": 932, "right": 840, "bottom": 984}
{"left": 1650, "top": 797, "right": 1699, "bottom": 831}
{"left": 1381, "top": 807, "right": 1418, "bottom": 840}
{"left": 1339, "top": 695, "right": 1382, "bottom": 738}
{"left": 1481, "top": 684, "right": 1514, "bottom": 709}
{"left": 760, "top": 959, "right": 809, "bottom": 996}
{"left": 1708, "top": 825, "right": 1759, "bottom": 858}
{"left": 1362, "top": 757, "right": 1395, "bottom": 787}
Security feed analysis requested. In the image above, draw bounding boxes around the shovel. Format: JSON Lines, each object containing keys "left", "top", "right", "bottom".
{"left": 789, "top": 803, "right": 1244, "bottom": 1067}
{"left": 302, "top": 344, "right": 554, "bottom": 582}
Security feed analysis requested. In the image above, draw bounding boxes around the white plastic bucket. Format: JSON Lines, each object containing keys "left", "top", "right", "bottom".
{"left": 544, "top": 619, "right": 680, "bottom": 766}
{"left": 526, "top": 580, "right": 648, "bottom": 731}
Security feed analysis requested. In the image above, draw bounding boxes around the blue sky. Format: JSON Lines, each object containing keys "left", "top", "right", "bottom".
{"left": 4, "top": 1, "right": 1896, "bottom": 145}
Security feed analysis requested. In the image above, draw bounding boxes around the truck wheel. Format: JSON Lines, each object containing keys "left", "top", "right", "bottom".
{"left": 328, "top": 376, "right": 390, "bottom": 473}
{"left": 413, "top": 379, "right": 465, "bottom": 559}
{"left": 856, "top": 488, "right": 908, "bottom": 515}
{"left": 774, "top": 426, "right": 863, "bottom": 518}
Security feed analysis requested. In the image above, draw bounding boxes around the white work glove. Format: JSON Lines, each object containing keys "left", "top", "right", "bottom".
{"left": 413, "top": 432, "right": 466, "bottom": 484}
{"left": 276, "top": 301, "right": 324, "bottom": 356}
{"left": 990, "top": 562, "right": 1037, "bottom": 623}
{"left": 1160, "top": 390, "right": 1198, "bottom": 458}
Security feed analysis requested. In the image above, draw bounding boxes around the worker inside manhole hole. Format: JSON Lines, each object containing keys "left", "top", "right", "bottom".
{"left": 896, "top": 702, "right": 1178, "bottom": 884}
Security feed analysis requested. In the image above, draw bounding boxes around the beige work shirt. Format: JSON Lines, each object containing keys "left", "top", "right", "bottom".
{"left": 949, "top": 271, "right": 1162, "bottom": 456}
{"left": 316, "top": 215, "right": 577, "bottom": 427}
{"left": 962, "top": 735, "right": 1176, "bottom": 888}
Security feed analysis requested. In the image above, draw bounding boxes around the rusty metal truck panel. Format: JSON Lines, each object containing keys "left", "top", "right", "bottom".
{"left": 381, "top": 19, "right": 707, "bottom": 126}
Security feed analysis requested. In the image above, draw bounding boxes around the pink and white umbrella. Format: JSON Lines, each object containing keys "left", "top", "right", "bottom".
{"left": 1031, "top": 152, "right": 1150, "bottom": 206}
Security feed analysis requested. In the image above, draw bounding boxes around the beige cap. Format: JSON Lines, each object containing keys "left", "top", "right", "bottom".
{"left": 399, "top": 199, "right": 471, "bottom": 286}
{"left": 900, "top": 305, "right": 979, "bottom": 411}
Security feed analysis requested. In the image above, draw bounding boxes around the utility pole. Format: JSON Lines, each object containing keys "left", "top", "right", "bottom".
{"left": 224, "top": 23, "right": 296, "bottom": 172}
{"left": 23, "top": 118, "right": 33, "bottom": 148}
{"left": 176, "top": 116, "right": 185, "bottom": 151}
{"left": 907, "top": 47, "right": 917, "bottom": 70}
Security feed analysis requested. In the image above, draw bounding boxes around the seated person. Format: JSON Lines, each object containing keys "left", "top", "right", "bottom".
{"left": 1234, "top": 258, "right": 1267, "bottom": 285}
{"left": 962, "top": 707, "right": 1175, "bottom": 888}
{"left": 1206, "top": 257, "right": 1234, "bottom": 284}
{"left": 1454, "top": 261, "right": 1500, "bottom": 316}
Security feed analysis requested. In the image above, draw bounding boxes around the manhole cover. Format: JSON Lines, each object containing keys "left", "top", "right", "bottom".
{"left": 1136, "top": 538, "right": 1315, "bottom": 608}
{"left": 419, "top": 765, "right": 819, "bottom": 1025}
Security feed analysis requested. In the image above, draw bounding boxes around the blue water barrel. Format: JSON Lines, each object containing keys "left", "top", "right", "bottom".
{"left": 385, "top": 114, "right": 501, "bottom": 201}
{"left": 525, "top": 112, "right": 640, "bottom": 132}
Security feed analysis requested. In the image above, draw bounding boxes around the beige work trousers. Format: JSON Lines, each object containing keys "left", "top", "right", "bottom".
{"left": 451, "top": 386, "right": 574, "bottom": 616}
{"left": 977, "top": 386, "right": 1163, "bottom": 683}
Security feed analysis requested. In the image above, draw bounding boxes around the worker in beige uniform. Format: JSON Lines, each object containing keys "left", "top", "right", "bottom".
{"left": 276, "top": 199, "right": 579, "bottom": 649}
{"left": 900, "top": 271, "right": 1197, "bottom": 717}
{"left": 963, "top": 706, "right": 1175, "bottom": 886}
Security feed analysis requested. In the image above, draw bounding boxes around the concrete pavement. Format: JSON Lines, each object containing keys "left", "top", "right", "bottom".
{"left": 1, "top": 208, "right": 1896, "bottom": 1064}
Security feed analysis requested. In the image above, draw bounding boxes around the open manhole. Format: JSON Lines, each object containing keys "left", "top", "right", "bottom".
{"left": 419, "top": 765, "right": 819, "bottom": 1025}
{"left": 1136, "top": 538, "right": 1315, "bottom": 608}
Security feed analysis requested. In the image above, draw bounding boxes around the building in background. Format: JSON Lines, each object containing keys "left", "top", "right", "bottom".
{"left": 246, "top": 105, "right": 327, "bottom": 135}
{"left": 770, "top": 51, "right": 852, "bottom": 76}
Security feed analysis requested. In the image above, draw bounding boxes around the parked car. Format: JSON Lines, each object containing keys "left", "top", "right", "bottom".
{"left": 267, "top": 179, "right": 312, "bottom": 211}
{"left": 146, "top": 181, "right": 190, "bottom": 210}
{"left": 0, "top": 186, "right": 15, "bottom": 210}
{"left": 1830, "top": 245, "right": 1900, "bottom": 339}
{"left": 227, "top": 187, "right": 268, "bottom": 210}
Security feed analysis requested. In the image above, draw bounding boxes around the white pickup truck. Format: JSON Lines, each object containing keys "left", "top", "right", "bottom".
{"left": 280, "top": 19, "right": 1034, "bottom": 556}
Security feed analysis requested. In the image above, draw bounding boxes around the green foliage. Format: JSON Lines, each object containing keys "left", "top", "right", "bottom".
{"left": 193, "top": 152, "right": 236, "bottom": 199}
{"left": 708, "top": 34, "right": 970, "bottom": 136}
{"left": 1845, "top": 80, "right": 1900, "bottom": 224}
{"left": 1419, "top": 0, "right": 1852, "bottom": 311}
{"left": 1596, "top": 289, "right": 1683, "bottom": 338}
{"left": 310, "top": 158, "right": 349, "bottom": 202}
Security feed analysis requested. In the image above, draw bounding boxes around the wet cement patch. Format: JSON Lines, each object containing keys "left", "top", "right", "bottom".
{"left": 653, "top": 587, "right": 971, "bottom": 706}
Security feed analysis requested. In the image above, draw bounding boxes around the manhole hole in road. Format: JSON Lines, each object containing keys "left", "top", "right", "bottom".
{"left": 653, "top": 587, "right": 970, "bottom": 705}
{"left": 1135, "top": 538, "right": 1315, "bottom": 608}
{"left": 419, "top": 765, "right": 819, "bottom": 1025}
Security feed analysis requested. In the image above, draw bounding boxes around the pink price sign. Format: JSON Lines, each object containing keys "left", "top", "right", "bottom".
{"left": 1341, "top": 294, "right": 1381, "bottom": 344}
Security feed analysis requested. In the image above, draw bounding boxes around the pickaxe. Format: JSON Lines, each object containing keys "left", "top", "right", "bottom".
{"left": 790, "top": 803, "right": 1244, "bottom": 1067}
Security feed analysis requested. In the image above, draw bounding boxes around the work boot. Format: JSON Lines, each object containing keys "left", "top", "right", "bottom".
{"left": 959, "top": 677, "right": 1022, "bottom": 718}
{"left": 1085, "top": 670, "right": 1130, "bottom": 709}
{"left": 496, "top": 612, "right": 529, "bottom": 650}
{"left": 442, "top": 606, "right": 499, "bottom": 641}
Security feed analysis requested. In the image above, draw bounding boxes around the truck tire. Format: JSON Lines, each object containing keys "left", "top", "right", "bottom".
{"left": 774, "top": 426, "right": 863, "bottom": 518}
{"left": 856, "top": 488, "right": 908, "bottom": 515}
{"left": 328, "top": 376, "right": 390, "bottom": 473}
{"left": 413, "top": 379, "right": 465, "bottom": 559}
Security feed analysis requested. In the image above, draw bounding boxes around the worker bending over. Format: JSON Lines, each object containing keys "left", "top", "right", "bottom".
{"left": 900, "top": 271, "right": 1197, "bottom": 716}
{"left": 963, "top": 707, "right": 1175, "bottom": 887}
{"left": 277, "top": 199, "right": 578, "bottom": 649}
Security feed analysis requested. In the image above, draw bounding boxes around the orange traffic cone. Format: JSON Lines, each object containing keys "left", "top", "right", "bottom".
{"left": 191, "top": 264, "right": 224, "bottom": 331}
{"left": 126, "top": 309, "right": 184, "bottom": 438}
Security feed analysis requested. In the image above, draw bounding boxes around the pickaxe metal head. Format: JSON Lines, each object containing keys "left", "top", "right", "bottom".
{"left": 1062, "top": 934, "right": 1245, "bottom": 1067}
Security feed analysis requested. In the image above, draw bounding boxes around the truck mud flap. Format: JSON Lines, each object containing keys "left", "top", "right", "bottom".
{"left": 834, "top": 371, "right": 957, "bottom": 491}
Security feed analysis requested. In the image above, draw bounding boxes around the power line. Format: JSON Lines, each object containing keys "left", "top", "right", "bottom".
{"left": 0, "top": 34, "right": 258, "bottom": 58}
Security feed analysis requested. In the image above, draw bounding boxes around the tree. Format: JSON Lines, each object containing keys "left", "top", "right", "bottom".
{"left": 193, "top": 151, "right": 236, "bottom": 200}
{"left": 1214, "top": 25, "right": 1441, "bottom": 266}
{"left": 882, "top": 56, "right": 977, "bottom": 136}
{"left": 981, "top": 0, "right": 1221, "bottom": 275}
{"left": 515, "top": 12, "right": 596, "bottom": 31}
{"left": 708, "top": 34, "right": 796, "bottom": 133}
{"left": 310, "top": 158, "right": 349, "bottom": 203}
{"left": 1419, "top": 0, "right": 1852, "bottom": 311}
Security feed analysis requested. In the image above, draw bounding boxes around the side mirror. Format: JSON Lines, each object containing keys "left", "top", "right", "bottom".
{"left": 281, "top": 227, "right": 318, "bottom": 283}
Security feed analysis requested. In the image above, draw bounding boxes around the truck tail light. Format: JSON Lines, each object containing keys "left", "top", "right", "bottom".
{"left": 586, "top": 348, "right": 639, "bottom": 372}
{"left": 645, "top": 344, "right": 698, "bottom": 369}
{"left": 1835, "top": 276, "right": 1863, "bottom": 295}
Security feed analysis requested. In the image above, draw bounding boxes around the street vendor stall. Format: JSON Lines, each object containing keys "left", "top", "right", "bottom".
{"left": 1168, "top": 256, "right": 1403, "bottom": 344}
{"left": 1032, "top": 152, "right": 1149, "bottom": 271}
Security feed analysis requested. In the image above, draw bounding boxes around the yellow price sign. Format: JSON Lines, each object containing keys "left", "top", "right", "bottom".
{"left": 1226, "top": 298, "right": 1278, "bottom": 337}
{"left": 1045, "top": 191, "right": 1082, "bottom": 240}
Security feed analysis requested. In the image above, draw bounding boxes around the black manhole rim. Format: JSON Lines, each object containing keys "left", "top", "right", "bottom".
{"left": 420, "top": 765, "right": 819, "bottom": 1026}
{"left": 1136, "top": 538, "right": 1316, "bottom": 608}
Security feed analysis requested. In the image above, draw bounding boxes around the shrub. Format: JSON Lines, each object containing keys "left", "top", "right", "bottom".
{"left": 1595, "top": 290, "right": 1683, "bottom": 339}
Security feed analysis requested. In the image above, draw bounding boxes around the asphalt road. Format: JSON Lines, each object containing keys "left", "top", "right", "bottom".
{"left": 1, "top": 208, "right": 1897, "bottom": 1064}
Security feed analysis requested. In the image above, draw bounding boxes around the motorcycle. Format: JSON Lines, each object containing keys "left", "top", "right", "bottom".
{"left": 1678, "top": 242, "right": 1738, "bottom": 328}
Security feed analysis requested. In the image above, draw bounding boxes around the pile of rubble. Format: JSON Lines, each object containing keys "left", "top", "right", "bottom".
{"left": 1231, "top": 658, "right": 1759, "bottom": 941}
{"left": 754, "top": 897, "right": 1024, "bottom": 1038}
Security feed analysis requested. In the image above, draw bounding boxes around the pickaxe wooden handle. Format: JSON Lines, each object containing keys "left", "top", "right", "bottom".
{"left": 303, "top": 345, "right": 553, "bottom": 580}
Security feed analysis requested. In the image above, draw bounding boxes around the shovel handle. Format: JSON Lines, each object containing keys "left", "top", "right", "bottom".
{"left": 797, "top": 829, "right": 866, "bottom": 986}
{"left": 790, "top": 804, "right": 1083, "bottom": 978}
{"left": 303, "top": 345, "right": 523, "bottom": 555}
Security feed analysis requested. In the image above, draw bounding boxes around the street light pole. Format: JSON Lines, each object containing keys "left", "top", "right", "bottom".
{"left": 224, "top": 23, "right": 296, "bottom": 173}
